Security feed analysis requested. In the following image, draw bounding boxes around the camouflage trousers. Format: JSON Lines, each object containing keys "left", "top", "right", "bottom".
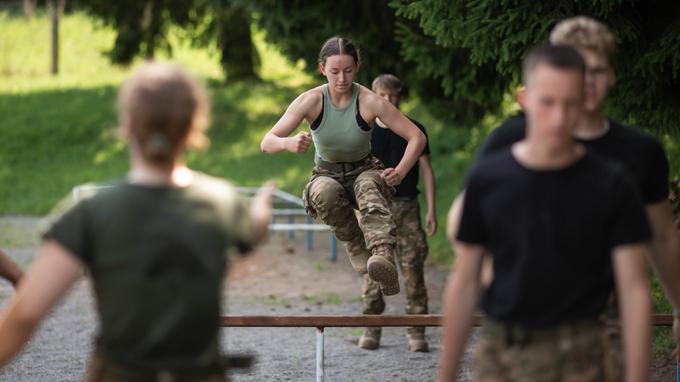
{"left": 85, "top": 353, "right": 226, "bottom": 382}
{"left": 362, "top": 197, "right": 429, "bottom": 335}
{"left": 302, "top": 155, "right": 396, "bottom": 273}
{"left": 474, "top": 318, "right": 605, "bottom": 382}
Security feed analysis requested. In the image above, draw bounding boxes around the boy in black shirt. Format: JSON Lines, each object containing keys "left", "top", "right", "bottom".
{"left": 358, "top": 74, "right": 437, "bottom": 352}
{"left": 451, "top": 16, "right": 680, "bottom": 380}
{"left": 439, "top": 45, "right": 651, "bottom": 381}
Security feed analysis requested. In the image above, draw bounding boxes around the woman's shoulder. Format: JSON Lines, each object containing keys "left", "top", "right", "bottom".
{"left": 292, "top": 86, "right": 324, "bottom": 111}
{"left": 357, "top": 84, "right": 382, "bottom": 108}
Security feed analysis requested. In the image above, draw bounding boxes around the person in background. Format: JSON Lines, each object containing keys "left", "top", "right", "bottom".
{"left": 358, "top": 74, "right": 436, "bottom": 352}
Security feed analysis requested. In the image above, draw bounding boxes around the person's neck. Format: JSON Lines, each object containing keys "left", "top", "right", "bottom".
{"left": 573, "top": 110, "right": 609, "bottom": 140}
{"left": 128, "top": 155, "right": 192, "bottom": 187}
{"left": 513, "top": 137, "right": 584, "bottom": 171}
{"left": 327, "top": 83, "right": 354, "bottom": 107}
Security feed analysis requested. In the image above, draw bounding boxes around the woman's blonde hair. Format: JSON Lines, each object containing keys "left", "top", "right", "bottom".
{"left": 550, "top": 16, "right": 615, "bottom": 62}
{"left": 118, "top": 62, "right": 210, "bottom": 166}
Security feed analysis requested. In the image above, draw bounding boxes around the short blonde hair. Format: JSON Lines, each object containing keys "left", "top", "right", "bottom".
{"left": 372, "top": 73, "right": 401, "bottom": 93}
{"left": 118, "top": 62, "right": 210, "bottom": 166}
{"left": 550, "top": 16, "right": 615, "bottom": 62}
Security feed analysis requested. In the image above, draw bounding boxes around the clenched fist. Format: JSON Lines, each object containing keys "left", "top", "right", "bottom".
{"left": 381, "top": 167, "right": 402, "bottom": 187}
{"left": 287, "top": 131, "right": 312, "bottom": 154}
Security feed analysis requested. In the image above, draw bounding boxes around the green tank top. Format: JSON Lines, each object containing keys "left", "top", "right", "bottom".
{"left": 311, "top": 83, "right": 372, "bottom": 163}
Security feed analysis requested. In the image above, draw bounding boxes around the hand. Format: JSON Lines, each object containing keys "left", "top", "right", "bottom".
{"left": 381, "top": 168, "right": 402, "bottom": 186}
{"left": 672, "top": 315, "right": 680, "bottom": 360}
{"left": 425, "top": 211, "right": 437, "bottom": 236}
{"left": 287, "top": 131, "right": 312, "bottom": 153}
{"left": 251, "top": 181, "right": 276, "bottom": 228}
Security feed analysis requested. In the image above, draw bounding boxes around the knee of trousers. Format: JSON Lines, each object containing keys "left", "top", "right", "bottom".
{"left": 308, "top": 178, "right": 351, "bottom": 216}
{"left": 353, "top": 171, "right": 392, "bottom": 206}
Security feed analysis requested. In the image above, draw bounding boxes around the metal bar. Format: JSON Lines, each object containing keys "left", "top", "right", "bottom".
{"left": 273, "top": 209, "right": 309, "bottom": 216}
{"left": 306, "top": 216, "right": 313, "bottom": 251}
{"left": 221, "top": 314, "right": 674, "bottom": 327}
{"left": 316, "top": 327, "right": 324, "bottom": 382}
{"left": 271, "top": 224, "right": 331, "bottom": 231}
{"left": 287, "top": 214, "right": 295, "bottom": 240}
{"left": 330, "top": 235, "right": 337, "bottom": 262}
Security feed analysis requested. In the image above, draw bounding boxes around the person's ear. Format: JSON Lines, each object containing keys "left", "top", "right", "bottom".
{"left": 516, "top": 86, "right": 527, "bottom": 110}
{"left": 319, "top": 63, "right": 326, "bottom": 76}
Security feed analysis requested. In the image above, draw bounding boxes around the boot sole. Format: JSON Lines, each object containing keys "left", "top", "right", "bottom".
{"left": 367, "top": 256, "right": 399, "bottom": 296}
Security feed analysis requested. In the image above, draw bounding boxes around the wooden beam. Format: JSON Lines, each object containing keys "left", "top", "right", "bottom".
{"left": 221, "top": 314, "right": 674, "bottom": 327}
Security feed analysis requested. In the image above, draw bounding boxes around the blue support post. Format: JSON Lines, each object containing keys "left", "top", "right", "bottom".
{"left": 288, "top": 214, "right": 294, "bottom": 240}
{"left": 330, "top": 235, "right": 337, "bottom": 262}
{"left": 306, "top": 216, "right": 313, "bottom": 251}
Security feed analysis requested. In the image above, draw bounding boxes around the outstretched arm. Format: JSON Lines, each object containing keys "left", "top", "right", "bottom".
{"left": 612, "top": 243, "right": 651, "bottom": 382}
{"left": 0, "top": 250, "right": 23, "bottom": 287}
{"left": 0, "top": 240, "right": 82, "bottom": 365}
{"left": 439, "top": 241, "right": 485, "bottom": 382}
{"left": 419, "top": 155, "right": 437, "bottom": 236}
{"left": 260, "top": 90, "right": 317, "bottom": 154}
{"left": 447, "top": 193, "right": 494, "bottom": 288}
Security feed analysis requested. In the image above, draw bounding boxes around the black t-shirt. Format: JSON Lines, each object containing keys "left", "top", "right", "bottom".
{"left": 44, "top": 173, "right": 253, "bottom": 371}
{"left": 458, "top": 150, "right": 651, "bottom": 328}
{"left": 468, "top": 116, "right": 670, "bottom": 203}
{"left": 371, "top": 118, "right": 430, "bottom": 197}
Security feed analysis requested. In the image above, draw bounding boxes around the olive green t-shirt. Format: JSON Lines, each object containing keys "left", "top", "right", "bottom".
{"left": 44, "top": 173, "right": 252, "bottom": 372}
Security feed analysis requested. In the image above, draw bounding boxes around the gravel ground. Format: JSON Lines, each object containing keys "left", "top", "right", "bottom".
{"left": 0, "top": 216, "right": 673, "bottom": 381}
{"left": 0, "top": 216, "right": 472, "bottom": 381}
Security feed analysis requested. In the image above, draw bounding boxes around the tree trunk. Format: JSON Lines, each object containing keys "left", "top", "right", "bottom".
{"left": 23, "top": 0, "right": 36, "bottom": 20}
{"left": 218, "top": 7, "right": 259, "bottom": 81}
{"left": 48, "top": 0, "right": 58, "bottom": 75}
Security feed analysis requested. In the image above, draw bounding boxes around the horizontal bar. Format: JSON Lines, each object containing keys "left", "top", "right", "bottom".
{"left": 221, "top": 314, "right": 674, "bottom": 327}
{"left": 270, "top": 223, "right": 331, "bottom": 231}
{"left": 273, "top": 209, "right": 309, "bottom": 216}
{"left": 221, "top": 314, "right": 458, "bottom": 327}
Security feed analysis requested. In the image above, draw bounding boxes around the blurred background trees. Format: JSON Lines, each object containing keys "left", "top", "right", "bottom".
{"left": 18, "top": 0, "right": 680, "bottom": 130}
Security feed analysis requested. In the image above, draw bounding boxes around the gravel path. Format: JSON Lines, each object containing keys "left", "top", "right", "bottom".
{"left": 0, "top": 216, "right": 473, "bottom": 381}
{"left": 0, "top": 216, "right": 673, "bottom": 381}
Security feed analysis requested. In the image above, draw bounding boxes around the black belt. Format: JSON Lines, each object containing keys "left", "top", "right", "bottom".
{"left": 314, "top": 155, "right": 373, "bottom": 173}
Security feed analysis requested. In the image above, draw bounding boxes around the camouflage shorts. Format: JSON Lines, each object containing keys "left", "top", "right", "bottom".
{"left": 474, "top": 318, "right": 605, "bottom": 382}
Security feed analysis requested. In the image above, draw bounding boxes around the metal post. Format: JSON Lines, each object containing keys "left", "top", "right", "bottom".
{"left": 330, "top": 235, "right": 337, "bottom": 262}
{"left": 316, "top": 327, "right": 324, "bottom": 382}
{"left": 288, "top": 214, "right": 294, "bottom": 240}
{"left": 306, "top": 216, "right": 313, "bottom": 251}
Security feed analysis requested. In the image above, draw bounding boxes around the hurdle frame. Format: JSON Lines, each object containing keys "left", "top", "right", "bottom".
{"left": 221, "top": 314, "right": 674, "bottom": 382}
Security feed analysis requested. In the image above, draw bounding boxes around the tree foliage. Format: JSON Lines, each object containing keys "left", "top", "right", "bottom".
{"left": 245, "top": 0, "right": 679, "bottom": 130}
{"left": 72, "top": 0, "right": 259, "bottom": 81}
{"left": 391, "top": 0, "right": 680, "bottom": 131}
